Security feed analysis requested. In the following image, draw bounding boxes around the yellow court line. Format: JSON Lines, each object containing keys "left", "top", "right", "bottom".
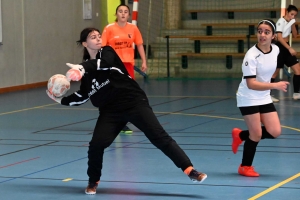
{"left": 281, "top": 125, "right": 300, "bottom": 132}
{"left": 62, "top": 178, "right": 73, "bottom": 182}
{"left": 248, "top": 173, "right": 300, "bottom": 200}
{"left": 154, "top": 111, "right": 300, "bottom": 199}
{"left": 2, "top": 107, "right": 299, "bottom": 133}
{"left": 0, "top": 105, "right": 299, "bottom": 198}
{"left": 155, "top": 111, "right": 244, "bottom": 121}
{"left": 0, "top": 104, "right": 97, "bottom": 116}
{"left": 0, "top": 103, "right": 57, "bottom": 116}
{"left": 155, "top": 111, "right": 300, "bottom": 132}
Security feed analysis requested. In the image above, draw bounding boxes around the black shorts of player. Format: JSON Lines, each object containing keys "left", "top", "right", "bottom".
{"left": 239, "top": 103, "right": 276, "bottom": 116}
{"left": 275, "top": 41, "right": 299, "bottom": 68}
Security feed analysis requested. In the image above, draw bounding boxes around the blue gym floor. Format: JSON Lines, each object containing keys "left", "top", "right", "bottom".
{"left": 0, "top": 78, "right": 299, "bottom": 200}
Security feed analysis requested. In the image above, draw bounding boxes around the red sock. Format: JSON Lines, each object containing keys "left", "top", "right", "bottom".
{"left": 184, "top": 166, "right": 194, "bottom": 175}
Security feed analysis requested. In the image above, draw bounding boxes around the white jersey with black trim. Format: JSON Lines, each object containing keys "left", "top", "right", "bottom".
{"left": 276, "top": 17, "right": 294, "bottom": 38}
{"left": 236, "top": 44, "right": 279, "bottom": 107}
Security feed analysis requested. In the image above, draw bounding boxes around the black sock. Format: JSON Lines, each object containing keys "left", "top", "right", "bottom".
{"left": 241, "top": 138, "right": 258, "bottom": 166}
{"left": 270, "top": 78, "right": 276, "bottom": 94}
{"left": 261, "top": 126, "right": 275, "bottom": 139}
{"left": 239, "top": 130, "right": 249, "bottom": 141}
{"left": 293, "top": 74, "right": 300, "bottom": 93}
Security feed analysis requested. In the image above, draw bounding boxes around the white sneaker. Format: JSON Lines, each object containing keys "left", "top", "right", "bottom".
{"left": 271, "top": 96, "right": 279, "bottom": 103}
{"left": 293, "top": 93, "right": 300, "bottom": 100}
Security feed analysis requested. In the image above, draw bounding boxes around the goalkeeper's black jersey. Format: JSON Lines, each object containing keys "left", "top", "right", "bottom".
{"left": 61, "top": 46, "right": 148, "bottom": 111}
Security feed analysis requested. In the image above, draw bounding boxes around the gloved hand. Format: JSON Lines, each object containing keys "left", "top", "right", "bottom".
{"left": 46, "top": 90, "right": 62, "bottom": 104}
{"left": 65, "top": 63, "right": 85, "bottom": 81}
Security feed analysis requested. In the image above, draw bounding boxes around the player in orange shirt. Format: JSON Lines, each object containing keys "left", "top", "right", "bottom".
{"left": 102, "top": 4, "right": 148, "bottom": 134}
{"left": 101, "top": 4, "right": 147, "bottom": 79}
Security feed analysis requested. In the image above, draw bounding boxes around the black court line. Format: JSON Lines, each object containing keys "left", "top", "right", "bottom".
{"left": 0, "top": 142, "right": 299, "bottom": 149}
{"left": 32, "top": 97, "right": 230, "bottom": 134}
{"left": 31, "top": 132, "right": 93, "bottom": 135}
{"left": 121, "top": 147, "right": 300, "bottom": 154}
{"left": 154, "top": 97, "right": 232, "bottom": 118}
{"left": 0, "top": 141, "right": 58, "bottom": 157}
{"left": 1, "top": 138, "right": 299, "bottom": 186}
{"left": 0, "top": 176, "right": 299, "bottom": 190}
{"left": 32, "top": 118, "right": 97, "bottom": 134}
{"left": 165, "top": 131, "right": 300, "bottom": 136}
{"left": 31, "top": 97, "right": 189, "bottom": 134}
{"left": 18, "top": 129, "right": 300, "bottom": 137}
{"left": 25, "top": 98, "right": 237, "bottom": 157}
{"left": 0, "top": 143, "right": 299, "bottom": 154}
{"left": 0, "top": 112, "right": 249, "bottom": 184}
{"left": 1, "top": 98, "right": 237, "bottom": 158}
{"left": 1, "top": 134, "right": 299, "bottom": 145}
{"left": 21, "top": 132, "right": 300, "bottom": 140}
{"left": 0, "top": 137, "right": 188, "bottom": 183}
{"left": 3, "top": 96, "right": 298, "bottom": 185}
{"left": 0, "top": 139, "right": 90, "bottom": 142}
{"left": 3, "top": 131, "right": 300, "bottom": 140}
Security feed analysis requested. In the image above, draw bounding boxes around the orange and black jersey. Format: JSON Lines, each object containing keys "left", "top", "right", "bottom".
{"left": 61, "top": 46, "right": 148, "bottom": 111}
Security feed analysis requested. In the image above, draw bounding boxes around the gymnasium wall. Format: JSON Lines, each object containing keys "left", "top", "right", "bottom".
{"left": 0, "top": 0, "right": 102, "bottom": 89}
{"left": 1, "top": 0, "right": 299, "bottom": 88}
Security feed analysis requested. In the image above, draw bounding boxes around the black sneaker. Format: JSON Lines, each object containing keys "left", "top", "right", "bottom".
{"left": 85, "top": 182, "right": 98, "bottom": 195}
{"left": 120, "top": 125, "right": 133, "bottom": 134}
{"left": 188, "top": 169, "right": 207, "bottom": 183}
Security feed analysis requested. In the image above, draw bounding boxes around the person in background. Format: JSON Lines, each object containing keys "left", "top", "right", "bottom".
{"left": 101, "top": 4, "right": 148, "bottom": 134}
{"left": 271, "top": 5, "right": 300, "bottom": 102}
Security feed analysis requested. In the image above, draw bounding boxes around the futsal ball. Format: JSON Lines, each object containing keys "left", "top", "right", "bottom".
{"left": 47, "top": 74, "right": 70, "bottom": 97}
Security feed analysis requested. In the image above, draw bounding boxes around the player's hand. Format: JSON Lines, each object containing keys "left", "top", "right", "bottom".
{"left": 275, "top": 81, "right": 289, "bottom": 92}
{"left": 141, "top": 62, "right": 147, "bottom": 72}
{"left": 288, "top": 47, "right": 297, "bottom": 56}
{"left": 66, "top": 63, "right": 85, "bottom": 81}
{"left": 291, "top": 19, "right": 296, "bottom": 24}
{"left": 46, "top": 90, "right": 62, "bottom": 104}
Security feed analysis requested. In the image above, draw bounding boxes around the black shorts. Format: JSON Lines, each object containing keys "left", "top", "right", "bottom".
{"left": 275, "top": 41, "right": 299, "bottom": 68}
{"left": 239, "top": 103, "right": 276, "bottom": 116}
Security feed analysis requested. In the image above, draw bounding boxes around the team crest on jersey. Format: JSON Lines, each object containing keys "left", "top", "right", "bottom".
{"left": 128, "top": 34, "right": 132, "bottom": 38}
{"left": 91, "top": 79, "right": 99, "bottom": 90}
{"left": 277, "top": 23, "right": 280, "bottom": 26}
{"left": 245, "top": 61, "right": 248, "bottom": 66}
{"left": 88, "top": 79, "right": 110, "bottom": 97}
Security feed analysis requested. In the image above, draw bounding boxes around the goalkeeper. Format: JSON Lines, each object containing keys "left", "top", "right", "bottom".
{"left": 46, "top": 29, "right": 207, "bottom": 195}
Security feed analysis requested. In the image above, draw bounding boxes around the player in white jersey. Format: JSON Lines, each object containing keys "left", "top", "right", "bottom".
{"left": 231, "top": 19, "right": 289, "bottom": 177}
{"left": 271, "top": 5, "right": 300, "bottom": 102}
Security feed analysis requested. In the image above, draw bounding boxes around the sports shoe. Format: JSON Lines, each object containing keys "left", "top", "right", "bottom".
{"left": 120, "top": 125, "right": 133, "bottom": 134}
{"left": 188, "top": 169, "right": 207, "bottom": 183}
{"left": 238, "top": 165, "right": 260, "bottom": 177}
{"left": 85, "top": 182, "right": 98, "bottom": 195}
{"left": 271, "top": 95, "right": 279, "bottom": 103}
{"left": 293, "top": 93, "right": 300, "bottom": 100}
{"left": 231, "top": 128, "right": 243, "bottom": 154}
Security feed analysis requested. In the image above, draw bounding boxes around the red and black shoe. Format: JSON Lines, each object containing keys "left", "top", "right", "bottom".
{"left": 231, "top": 128, "right": 243, "bottom": 154}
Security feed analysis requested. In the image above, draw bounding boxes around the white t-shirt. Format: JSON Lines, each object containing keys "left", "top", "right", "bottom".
{"left": 276, "top": 17, "right": 295, "bottom": 38}
{"left": 236, "top": 44, "right": 279, "bottom": 107}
